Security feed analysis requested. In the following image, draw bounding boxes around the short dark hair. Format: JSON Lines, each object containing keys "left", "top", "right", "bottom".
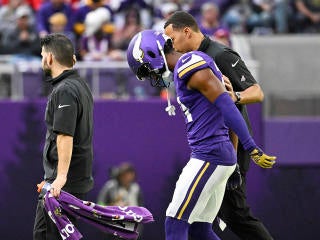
{"left": 40, "top": 33, "right": 74, "bottom": 67}
{"left": 164, "top": 11, "right": 200, "bottom": 32}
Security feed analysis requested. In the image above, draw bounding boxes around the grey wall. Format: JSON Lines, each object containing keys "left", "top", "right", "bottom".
{"left": 243, "top": 35, "right": 320, "bottom": 116}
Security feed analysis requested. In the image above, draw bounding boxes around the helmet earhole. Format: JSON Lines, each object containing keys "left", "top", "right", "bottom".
{"left": 147, "top": 51, "right": 156, "bottom": 58}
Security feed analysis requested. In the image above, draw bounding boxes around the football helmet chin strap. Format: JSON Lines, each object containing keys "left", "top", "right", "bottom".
{"left": 156, "top": 40, "right": 175, "bottom": 116}
{"left": 156, "top": 40, "right": 172, "bottom": 87}
{"left": 165, "top": 88, "right": 176, "bottom": 116}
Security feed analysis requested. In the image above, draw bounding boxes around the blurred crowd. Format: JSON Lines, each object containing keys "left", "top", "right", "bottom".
{"left": 0, "top": 0, "right": 319, "bottom": 61}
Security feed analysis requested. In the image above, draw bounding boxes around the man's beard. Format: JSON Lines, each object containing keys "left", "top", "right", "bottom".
{"left": 43, "top": 65, "right": 52, "bottom": 80}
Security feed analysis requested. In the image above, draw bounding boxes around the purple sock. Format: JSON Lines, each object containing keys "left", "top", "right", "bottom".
{"left": 165, "top": 217, "right": 189, "bottom": 240}
{"left": 189, "top": 222, "right": 221, "bottom": 240}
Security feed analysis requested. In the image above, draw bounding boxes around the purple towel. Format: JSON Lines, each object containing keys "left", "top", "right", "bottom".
{"left": 43, "top": 191, "right": 154, "bottom": 240}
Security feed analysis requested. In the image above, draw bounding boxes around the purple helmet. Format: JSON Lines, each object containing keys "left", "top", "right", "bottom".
{"left": 126, "top": 30, "right": 173, "bottom": 88}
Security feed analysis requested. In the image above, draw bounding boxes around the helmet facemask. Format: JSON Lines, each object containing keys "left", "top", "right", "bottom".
{"left": 131, "top": 31, "right": 173, "bottom": 88}
{"left": 136, "top": 62, "right": 170, "bottom": 88}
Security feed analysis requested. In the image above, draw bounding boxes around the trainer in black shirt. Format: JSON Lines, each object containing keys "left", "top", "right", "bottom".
{"left": 33, "top": 33, "right": 94, "bottom": 240}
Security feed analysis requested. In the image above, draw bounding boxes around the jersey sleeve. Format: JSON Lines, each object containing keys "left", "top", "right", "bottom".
{"left": 53, "top": 85, "right": 78, "bottom": 136}
{"left": 215, "top": 50, "right": 257, "bottom": 91}
{"left": 176, "top": 52, "right": 210, "bottom": 82}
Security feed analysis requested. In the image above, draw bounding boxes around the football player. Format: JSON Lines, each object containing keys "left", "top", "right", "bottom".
{"left": 164, "top": 12, "right": 274, "bottom": 239}
{"left": 126, "top": 30, "right": 276, "bottom": 240}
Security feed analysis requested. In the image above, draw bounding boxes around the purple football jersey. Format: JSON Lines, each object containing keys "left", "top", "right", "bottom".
{"left": 174, "top": 51, "right": 236, "bottom": 165}
{"left": 43, "top": 191, "right": 154, "bottom": 240}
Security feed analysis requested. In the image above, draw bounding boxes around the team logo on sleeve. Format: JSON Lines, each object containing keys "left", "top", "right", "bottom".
{"left": 178, "top": 54, "right": 206, "bottom": 78}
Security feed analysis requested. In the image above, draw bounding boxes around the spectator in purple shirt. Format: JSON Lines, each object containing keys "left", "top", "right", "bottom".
{"left": 49, "top": 12, "right": 76, "bottom": 47}
{"left": 36, "top": 0, "right": 73, "bottom": 38}
{"left": 198, "top": 2, "right": 231, "bottom": 44}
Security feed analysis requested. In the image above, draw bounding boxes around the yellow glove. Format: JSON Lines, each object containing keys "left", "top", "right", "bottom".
{"left": 250, "top": 148, "right": 276, "bottom": 168}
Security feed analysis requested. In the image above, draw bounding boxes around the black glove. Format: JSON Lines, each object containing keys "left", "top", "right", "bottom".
{"left": 226, "top": 164, "right": 242, "bottom": 190}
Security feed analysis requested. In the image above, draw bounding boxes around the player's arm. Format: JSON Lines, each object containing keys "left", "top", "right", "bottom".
{"left": 188, "top": 70, "right": 240, "bottom": 150}
{"left": 187, "top": 68, "right": 276, "bottom": 168}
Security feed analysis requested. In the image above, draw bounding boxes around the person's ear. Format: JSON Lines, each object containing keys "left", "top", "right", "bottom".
{"left": 47, "top": 52, "right": 53, "bottom": 66}
{"left": 73, "top": 54, "right": 77, "bottom": 66}
{"left": 183, "top": 27, "right": 191, "bottom": 38}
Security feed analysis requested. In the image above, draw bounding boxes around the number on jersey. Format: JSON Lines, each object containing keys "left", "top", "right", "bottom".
{"left": 177, "top": 97, "right": 193, "bottom": 123}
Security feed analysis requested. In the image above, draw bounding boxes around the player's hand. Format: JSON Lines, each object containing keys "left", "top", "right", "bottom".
{"left": 226, "top": 164, "right": 242, "bottom": 190}
{"left": 250, "top": 148, "right": 276, "bottom": 168}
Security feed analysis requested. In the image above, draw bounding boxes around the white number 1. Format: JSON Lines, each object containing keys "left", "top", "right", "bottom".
{"left": 177, "top": 97, "right": 193, "bottom": 123}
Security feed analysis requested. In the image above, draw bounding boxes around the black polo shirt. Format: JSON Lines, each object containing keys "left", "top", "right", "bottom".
{"left": 198, "top": 36, "right": 257, "bottom": 174}
{"left": 43, "top": 69, "right": 94, "bottom": 193}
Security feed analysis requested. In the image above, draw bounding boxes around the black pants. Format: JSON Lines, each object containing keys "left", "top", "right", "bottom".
{"left": 33, "top": 192, "right": 86, "bottom": 240}
{"left": 216, "top": 174, "right": 273, "bottom": 240}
